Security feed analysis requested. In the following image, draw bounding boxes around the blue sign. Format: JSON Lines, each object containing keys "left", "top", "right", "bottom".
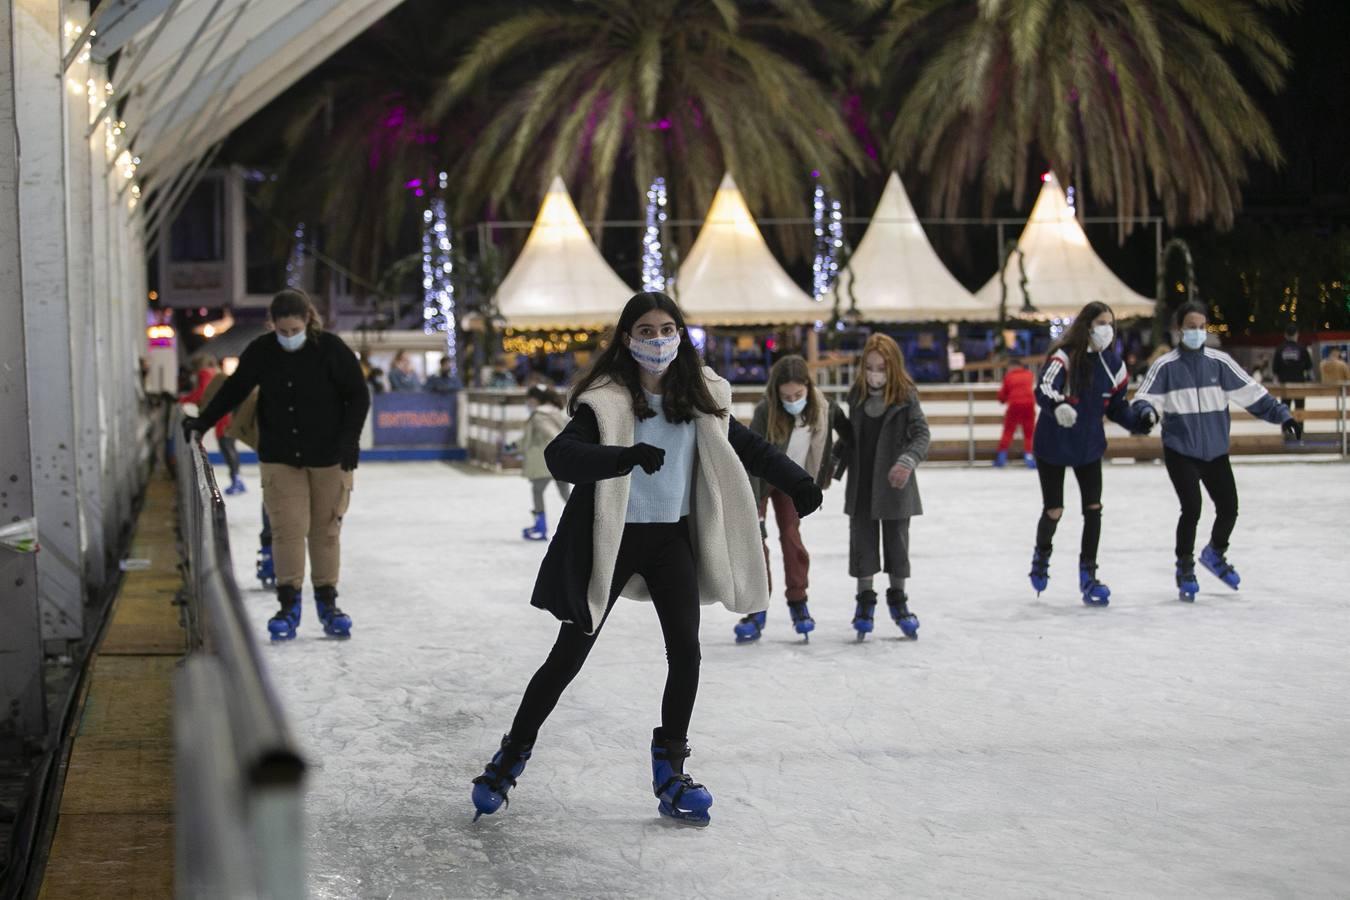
{"left": 372, "top": 393, "right": 457, "bottom": 446}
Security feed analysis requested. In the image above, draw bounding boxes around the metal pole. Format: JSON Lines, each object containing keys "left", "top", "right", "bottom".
{"left": 17, "top": 0, "right": 86, "bottom": 643}
{"left": 1, "top": 0, "right": 49, "bottom": 746}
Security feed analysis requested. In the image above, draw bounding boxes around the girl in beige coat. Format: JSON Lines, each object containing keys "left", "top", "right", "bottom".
{"left": 519, "top": 385, "right": 571, "bottom": 540}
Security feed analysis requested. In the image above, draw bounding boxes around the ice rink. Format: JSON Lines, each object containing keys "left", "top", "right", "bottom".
{"left": 223, "top": 458, "right": 1350, "bottom": 899}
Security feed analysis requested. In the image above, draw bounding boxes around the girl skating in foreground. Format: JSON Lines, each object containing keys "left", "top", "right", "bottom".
{"left": 471, "top": 292, "right": 822, "bottom": 826}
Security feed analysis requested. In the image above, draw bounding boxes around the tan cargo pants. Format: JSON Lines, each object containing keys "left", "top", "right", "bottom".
{"left": 260, "top": 463, "right": 353, "bottom": 590}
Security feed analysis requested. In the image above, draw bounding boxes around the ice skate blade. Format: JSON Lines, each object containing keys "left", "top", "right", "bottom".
{"left": 1081, "top": 597, "right": 1110, "bottom": 607}
{"left": 1178, "top": 590, "right": 1196, "bottom": 603}
{"left": 657, "top": 802, "right": 710, "bottom": 827}
{"left": 269, "top": 630, "right": 296, "bottom": 641}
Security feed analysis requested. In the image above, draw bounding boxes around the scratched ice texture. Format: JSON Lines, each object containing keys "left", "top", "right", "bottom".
{"left": 221, "top": 458, "right": 1350, "bottom": 899}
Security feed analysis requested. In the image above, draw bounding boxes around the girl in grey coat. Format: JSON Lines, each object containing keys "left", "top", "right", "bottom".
{"left": 837, "top": 333, "right": 931, "bottom": 640}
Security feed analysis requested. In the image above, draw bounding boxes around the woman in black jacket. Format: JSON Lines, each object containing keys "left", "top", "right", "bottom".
{"left": 470, "top": 292, "right": 821, "bottom": 828}
{"left": 184, "top": 290, "right": 370, "bottom": 640}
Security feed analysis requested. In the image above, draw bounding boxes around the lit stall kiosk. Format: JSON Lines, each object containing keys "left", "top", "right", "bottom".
{"left": 974, "top": 173, "right": 1156, "bottom": 331}
{"left": 467, "top": 176, "right": 634, "bottom": 467}
{"left": 676, "top": 173, "right": 821, "bottom": 383}
{"left": 838, "top": 171, "right": 990, "bottom": 382}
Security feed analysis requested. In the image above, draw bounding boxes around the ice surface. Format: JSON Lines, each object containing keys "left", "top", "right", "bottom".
{"left": 222, "top": 459, "right": 1350, "bottom": 899}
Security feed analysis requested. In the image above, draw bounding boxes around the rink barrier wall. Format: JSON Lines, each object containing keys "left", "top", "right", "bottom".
{"left": 464, "top": 383, "right": 1349, "bottom": 468}
{"left": 173, "top": 408, "right": 307, "bottom": 899}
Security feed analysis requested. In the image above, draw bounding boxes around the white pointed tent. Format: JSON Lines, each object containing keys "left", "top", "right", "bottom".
{"left": 839, "top": 172, "right": 987, "bottom": 321}
{"left": 493, "top": 176, "right": 634, "bottom": 329}
{"left": 676, "top": 174, "right": 819, "bottom": 325}
{"left": 974, "top": 174, "right": 1156, "bottom": 320}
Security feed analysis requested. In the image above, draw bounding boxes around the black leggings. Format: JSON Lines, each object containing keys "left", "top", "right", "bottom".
{"left": 218, "top": 435, "right": 241, "bottom": 479}
{"left": 1163, "top": 449, "right": 1238, "bottom": 560}
{"left": 510, "top": 519, "right": 701, "bottom": 745}
{"left": 1035, "top": 459, "right": 1104, "bottom": 562}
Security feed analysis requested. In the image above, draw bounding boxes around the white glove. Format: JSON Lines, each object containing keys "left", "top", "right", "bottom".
{"left": 1054, "top": 403, "right": 1078, "bottom": 428}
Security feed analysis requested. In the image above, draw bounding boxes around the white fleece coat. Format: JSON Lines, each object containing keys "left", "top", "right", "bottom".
{"left": 576, "top": 369, "right": 770, "bottom": 630}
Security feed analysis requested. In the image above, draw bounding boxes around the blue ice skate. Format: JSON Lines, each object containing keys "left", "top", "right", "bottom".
{"left": 224, "top": 475, "right": 246, "bottom": 495}
{"left": 788, "top": 599, "right": 815, "bottom": 641}
{"left": 472, "top": 734, "right": 534, "bottom": 821}
{"left": 522, "top": 511, "right": 548, "bottom": 542}
{"left": 852, "top": 590, "right": 877, "bottom": 640}
{"left": 268, "top": 587, "right": 302, "bottom": 641}
{"left": 1029, "top": 547, "right": 1051, "bottom": 596}
{"left": 314, "top": 587, "right": 351, "bottom": 638}
{"left": 886, "top": 588, "right": 919, "bottom": 639}
{"left": 733, "top": 611, "right": 766, "bottom": 643}
{"left": 1078, "top": 561, "right": 1111, "bottom": 607}
{"left": 1176, "top": 558, "right": 1199, "bottom": 603}
{"left": 1023, "top": 453, "right": 1037, "bottom": 470}
{"left": 1199, "top": 545, "right": 1240, "bottom": 590}
{"left": 651, "top": 728, "right": 712, "bottom": 827}
{"left": 256, "top": 545, "right": 276, "bottom": 589}
{"left": 993, "top": 451, "right": 1008, "bottom": 468}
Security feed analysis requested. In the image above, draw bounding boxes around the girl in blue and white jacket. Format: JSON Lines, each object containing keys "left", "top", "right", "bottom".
{"left": 1030, "top": 301, "right": 1152, "bottom": 606}
{"left": 1132, "top": 301, "right": 1301, "bottom": 601}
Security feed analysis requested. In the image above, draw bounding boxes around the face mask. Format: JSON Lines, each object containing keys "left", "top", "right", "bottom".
{"left": 782, "top": 396, "right": 808, "bottom": 417}
{"left": 1181, "top": 329, "right": 1207, "bottom": 350}
{"left": 866, "top": 371, "right": 887, "bottom": 392}
{"left": 277, "top": 330, "right": 307, "bottom": 352}
{"left": 1090, "top": 324, "right": 1114, "bottom": 352}
{"left": 629, "top": 334, "right": 680, "bottom": 375}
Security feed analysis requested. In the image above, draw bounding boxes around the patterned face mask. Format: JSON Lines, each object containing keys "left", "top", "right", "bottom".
{"left": 629, "top": 334, "right": 680, "bottom": 375}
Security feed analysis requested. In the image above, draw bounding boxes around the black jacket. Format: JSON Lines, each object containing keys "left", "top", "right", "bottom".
{"left": 1272, "top": 340, "right": 1313, "bottom": 384}
{"left": 530, "top": 404, "right": 811, "bottom": 629}
{"left": 198, "top": 331, "right": 370, "bottom": 468}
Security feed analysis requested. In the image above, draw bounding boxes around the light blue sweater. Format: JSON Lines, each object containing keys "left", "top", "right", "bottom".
{"left": 626, "top": 392, "right": 696, "bottom": 523}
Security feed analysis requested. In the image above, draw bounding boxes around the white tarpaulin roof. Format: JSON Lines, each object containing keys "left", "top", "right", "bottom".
{"left": 493, "top": 176, "right": 633, "bottom": 329}
{"left": 676, "top": 173, "right": 821, "bottom": 326}
{"left": 839, "top": 172, "right": 988, "bottom": 322}
{"left": 974, "top": 174, "right": 1156, "bottom": 320}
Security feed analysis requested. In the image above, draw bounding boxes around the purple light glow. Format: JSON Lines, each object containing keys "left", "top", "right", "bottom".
{"left": 415, "top": 188, "right": 425, "bottom": 197}
{"left": 406, "top": 178, "right": 423, "bottom": 188}
{"left": 811, "top": 169, "right": 820, "bottom": 178}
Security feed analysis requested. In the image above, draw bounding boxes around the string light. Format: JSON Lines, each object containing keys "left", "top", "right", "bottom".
{"left": 421, "top": 172, "right": 458, "bottom": 379}
{"left": 811, "top": 181, "right": 843, "bottom": 300}
{"left": 285, "top": 223, "right": 306, "bottom": 288}
{"left": 642, "top": 176, "right": 668, "bottom": 292}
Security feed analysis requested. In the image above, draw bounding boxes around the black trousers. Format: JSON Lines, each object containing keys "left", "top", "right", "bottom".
{"left": 218, "top": 435, "right": 241, "bottom": 479}
{"left": 260, "top": 505, "right": 272, "bottom": 548}
{"left": 510, "top": 519, "right": 701, "bottom": 745}
{"left": 1163, "top": 449, "right": 1238, "bottom": 559}
{"left": 1035, "top": 459, "right": 1104, "bottom": 562}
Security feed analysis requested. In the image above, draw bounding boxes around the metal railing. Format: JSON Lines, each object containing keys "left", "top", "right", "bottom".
{"left": 172, "top": 407, "right": 307, "bottom": 899}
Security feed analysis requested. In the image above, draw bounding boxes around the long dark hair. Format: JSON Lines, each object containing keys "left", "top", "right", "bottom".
{"left": 269, "top": 289, "right": 323, "bottom": 336}
{"left": 1049, "top": 300, "right": 1114, "bottom": 400}
{"left": 765, "top": 355, "right": 820, "bottom": 444}
{"left": 568, "top": 292, "right": 726, "bottom": 423}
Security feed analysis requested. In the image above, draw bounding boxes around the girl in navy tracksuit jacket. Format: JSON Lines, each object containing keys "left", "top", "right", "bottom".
{"left": 1132, "top": 301, "right": 1300, "bottom": 601}
{"left": 1031, "top": 301, "right": 1153, "bottom": 606}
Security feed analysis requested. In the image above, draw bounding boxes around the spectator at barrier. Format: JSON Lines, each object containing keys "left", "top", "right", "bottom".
{"left": 1272, "top": 325, "right": 1314, "bottom": 411}
{"left": 1320, "top": 347, "right": 1350, "bottom": 384}
{"left": 180, "top": 353, "right": 244, "bottom": 495}
{"left": 389, "top": 350, "right": 422, "bottom": 392}
{"left": 367, "top": 367, "right": 387, "bottom": 395}
{"left": 182, "top": 289, "right": 370, "bottom": 642}
{"left": 425, "top": 356, "right": 457, "bottom": 394}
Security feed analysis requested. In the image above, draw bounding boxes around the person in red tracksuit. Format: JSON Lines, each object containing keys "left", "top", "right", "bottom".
{"left": 995, "top": 356, "right": 1037, "bottom": 468}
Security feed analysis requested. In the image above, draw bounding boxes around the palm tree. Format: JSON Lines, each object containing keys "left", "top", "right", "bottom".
{"left": 431, "top": 0, "right": 867, "bottom": 255}
{"left": 861, "top": 0, "right": 1294, "bottom": 230}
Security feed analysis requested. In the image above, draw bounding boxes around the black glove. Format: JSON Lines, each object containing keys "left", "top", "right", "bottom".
{"left": 1282, "top": 418, "right": 1304, "bottom": 441}
{"left": 181, "top": 416, "right": 204, "bottom": 440}
{"left": 618, "top": 443, "right": 665, "bottom": 475}
{"left": 1139, "top": 406, "right": 1159, "bottom": 429}
{"left": 340, "top": 444, "right": 360, "bottom": 471}
{"left": 790, "top": 478, "right": 823, "bottom": 518}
